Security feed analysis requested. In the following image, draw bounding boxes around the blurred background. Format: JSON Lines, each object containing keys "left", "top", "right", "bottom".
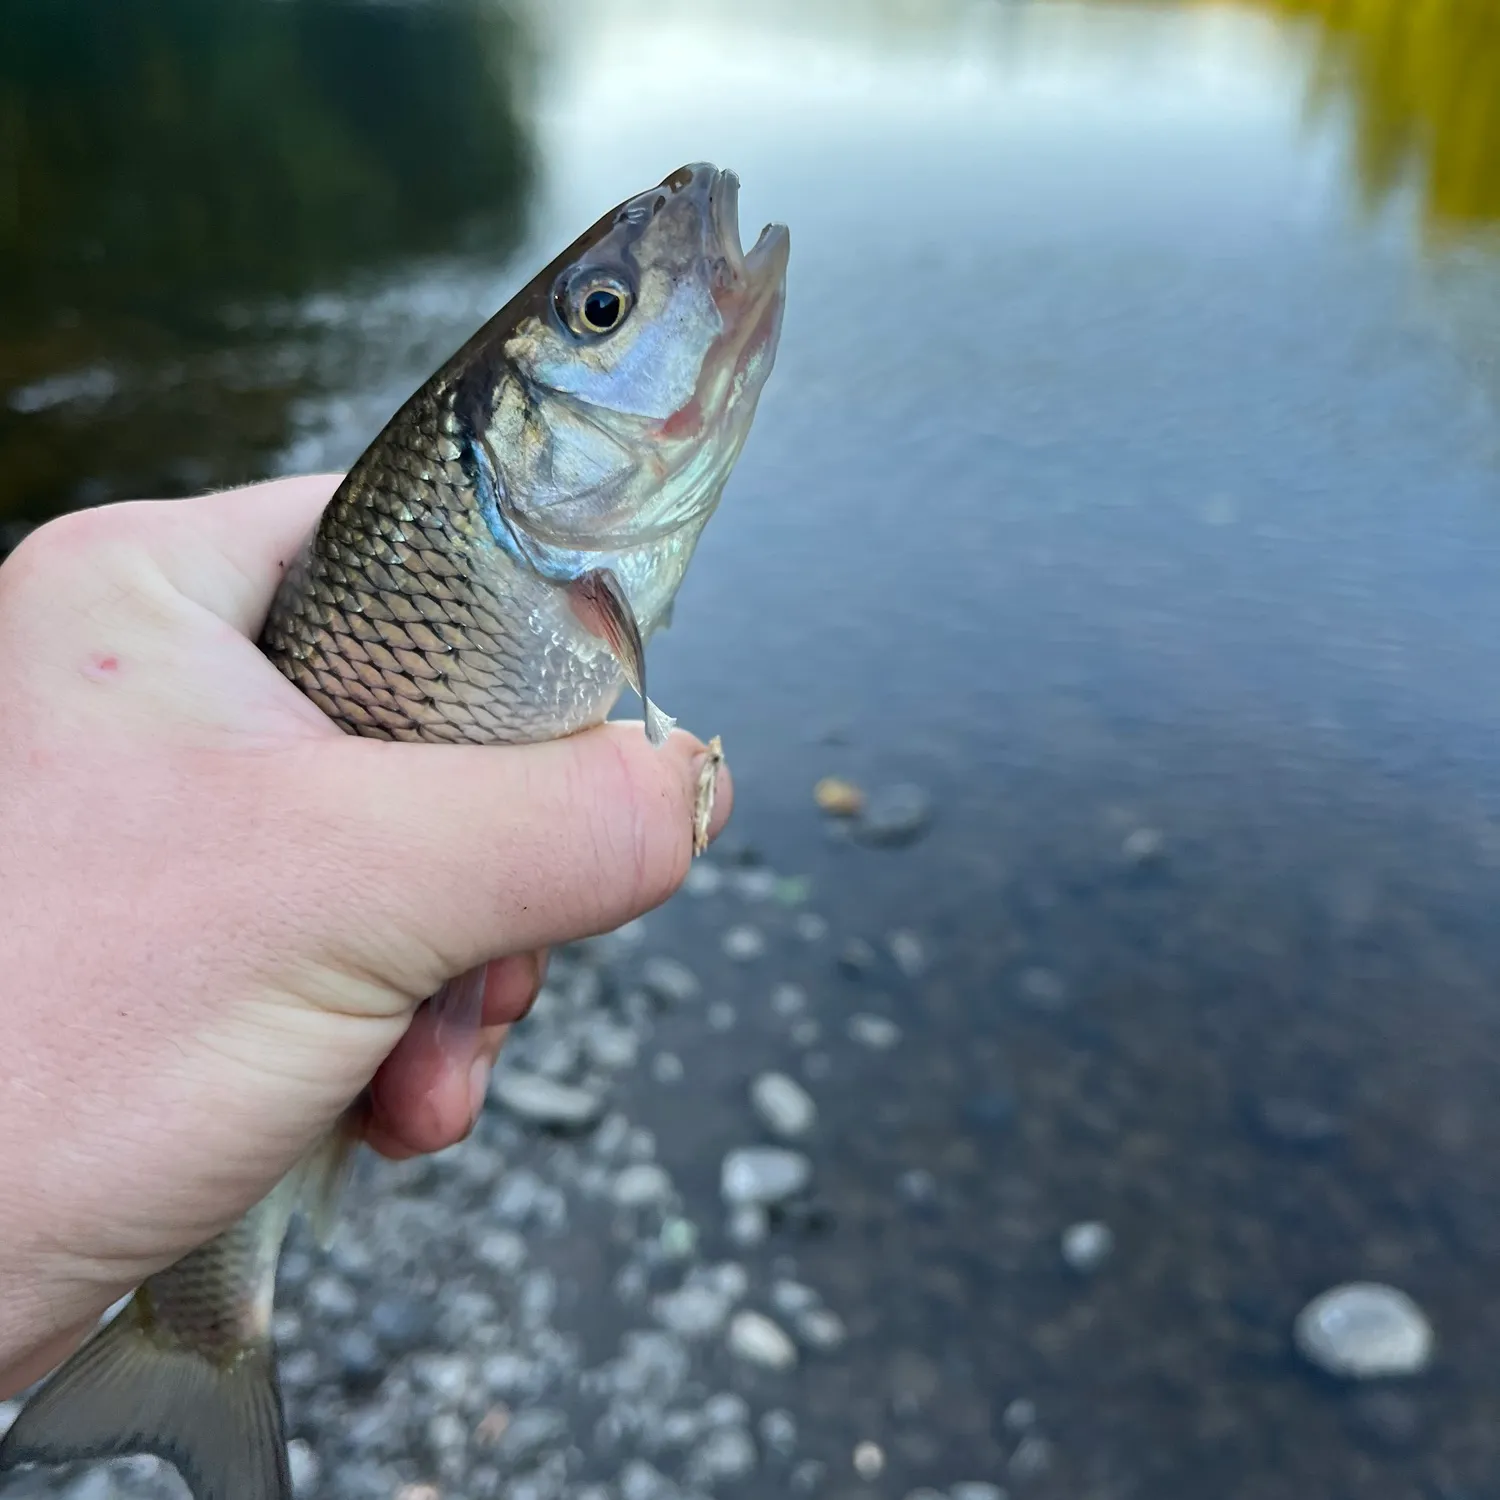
{"left": 4, "top": 2, "right": 1500, "bottom": 1499}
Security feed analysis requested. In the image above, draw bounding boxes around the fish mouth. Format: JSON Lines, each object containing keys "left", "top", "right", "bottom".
{"left": 710, "top": 167, "right": 790, "bottom": 297}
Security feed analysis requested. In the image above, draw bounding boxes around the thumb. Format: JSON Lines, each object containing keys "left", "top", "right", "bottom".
{"left": 283, "top": 720, "right": 732, "bottom": 1003}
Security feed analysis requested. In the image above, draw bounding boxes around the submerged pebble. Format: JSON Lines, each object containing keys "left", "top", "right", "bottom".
{"left": 1294, "top": 1283, "right": 1435, "bottom": 1379}
{"left": 490, "top": 1070, "right": 604, "bottom": 1131}
{"left": 727, "top": 1311, "right": 798, "bottom": 1369}
{"left": 721, "top": 1147, "right": 813, "bottom": 1206}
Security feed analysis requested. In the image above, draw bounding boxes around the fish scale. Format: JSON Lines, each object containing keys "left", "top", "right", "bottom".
{"left": 0, "top": 161, "right": 788, "bottom": 1500}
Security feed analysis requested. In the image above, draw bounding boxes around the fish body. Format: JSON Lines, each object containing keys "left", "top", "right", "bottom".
{"left": 0, "top": 163, "right": 788, "bottom": 1500}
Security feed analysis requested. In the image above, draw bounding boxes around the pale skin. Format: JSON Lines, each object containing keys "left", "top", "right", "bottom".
{"left": 0, "top": 474, "right": 731, "bottom": 1397}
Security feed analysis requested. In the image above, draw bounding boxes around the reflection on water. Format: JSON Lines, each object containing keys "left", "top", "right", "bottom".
{"left": 0, "top": 0, "right": 534, "bottom": 520}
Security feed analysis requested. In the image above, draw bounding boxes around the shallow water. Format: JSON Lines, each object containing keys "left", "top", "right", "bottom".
{"left": 4, "top": 1, "right": 1500, "bottom": 1497}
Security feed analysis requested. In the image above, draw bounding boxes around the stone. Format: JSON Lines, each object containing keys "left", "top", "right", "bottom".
{"left": 853, "top": 1441, "right": 886, "bottom": 1479}
{"left": 727, "top": 1311, "right": 798, "bottom": 1369}
{"left": 848, "top": 1013, "right": 901, "bottom": 1050}
{"left": 772, "top": 982, "right": 808, "bottom": 1015}
{"left": 1121, "top": 826, "right": 1165, "bottom": 864}
{"left": 642, "top": 956, "right": 701, "bottom": 1004}
{"left": 613, "top": 1163, "right": 673, "bottom": 1208}
{"left": 723, "top": 925, "right": 767, "bottom": 963}
{"left": 682, "top": 861, "right": 725, "bottom": 897}
{"left": 688, "top": 1427, "right": 758, "bottom": 1483}
{"left": 1017, "top": 967, "right": 1067, "bottom": 1012}
{"left": 1294, "top": 1283, "right": 1435, "bottom": 1378}
{"left": 1060, "top": 1221, "right": 1114, "bottom": 1273}
{"left": 499, "top": 1407, "right": 568, "bottom": 1463}
{"left": 795, "top": 913, "right": 829, "bottom": 942}
{"left": 752, "top": 1072, "right": 818, "bottom": 1138}
{"left": 1001, "top": 1399, "right": 1037, "bottom": 1432}
{"left": 797, "top": 1307, "right": 847, "bottom": 1350}
{"left": 653, "top": 1052, "right": 685, "bottom": 1084}
{"left": 837, "top": 937, "right": 878, "bottom": 975}
{"left": 728, "top": 1205, "right": 770, "bottom": 1246}
{"left": 1009, "top": 1436, "right": 1052, "bottom": 1480}
{"left": 814, "top": 777, "right": 865, "bottom": 816}
{"left": 654, "top": 1284, "right": 734, "bottom": 1339}
{"left": 856, "top": 784, "right": 933, "bottom": 847}
{"left": 888, "top": 929, "right": 926, "bottom": 977}
{"left": 721, "top": 1147, "right": 813, "bottom": 1206}
{"left": 952, "top": 1484, "right": 1009, "bottom": 1500}
{"left": 760, "top": 1409, "right": 798, "bottom": 1455}
{"left": 369, "top": 1293, "right": 434, "bottom": 1353}
{"left": 490, "top": 1070, "right": 604, "bottom": 1131}
{"left": 334, "top": 1327, "right": 385, "bottom": 1392}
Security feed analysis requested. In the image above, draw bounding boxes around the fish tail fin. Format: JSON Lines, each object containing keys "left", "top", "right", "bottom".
{"left": 0, "top": 1295, "right": 290, "bottom": 1500}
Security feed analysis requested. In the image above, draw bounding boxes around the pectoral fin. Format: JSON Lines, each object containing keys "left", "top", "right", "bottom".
{"left": 566, "top": 568, "right": 676, "bottom": 747}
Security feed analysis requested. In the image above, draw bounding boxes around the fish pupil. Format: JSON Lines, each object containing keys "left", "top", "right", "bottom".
{"left": 583, "top": 289, "right": 622, "bottom": 331}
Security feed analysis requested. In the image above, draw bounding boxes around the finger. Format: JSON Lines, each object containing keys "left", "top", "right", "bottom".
{"left": 361, "top": 951, "right": 542, "bottom": 1158}
{"left": 292, "top": 721, "right": 733, "bottom": 997}
{"left": 150, "top": 476, "right": 344, "bottom": 635}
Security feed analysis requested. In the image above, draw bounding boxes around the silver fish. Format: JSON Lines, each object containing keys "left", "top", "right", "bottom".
{"left": 0, "top": 162, "right": 788, "bottom": 1500}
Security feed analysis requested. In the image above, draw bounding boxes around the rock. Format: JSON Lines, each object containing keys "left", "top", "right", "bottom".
{"left": 473, "top": 1228, "right": 527, "bottom": 1274}
{"left": 907, "top": 1490, "right": 949, "bottom": 1500}
{"left": 848, "top": 1013, "right": 901, "bottom": 1050}
{"left": 369, "top": 1292, "right": 435, "bottom": 1353}
{"left": 0, "top": 1401, "right": 19, "bottom": 1440}
{"left": 795, "top": 913, "right": 829, "bottom": 942}
{"left": 791, "top": 1459, "right": 827, "bottom": 1493}
{"left": 688, "top": 1427, "right": 758, "bottom": 1483}
{"left": 772, "top": 982, "right": 808, "bottom": 1015}
{"left": 659, "top": 1216, "right": 699, "bottom": 1259}
{"left": 1121, "top": 826, "right": 1165, "bottom": 865}
{"left": 653, "top": 1052, "right": 685, "bottom": 1084}
{"left": 1017, "top": 967, "right": 1067, "bottom": 1012}
{"left": 759, "top": 1408, "right": 798, "bottom": 1455}
{"left": 682, "top": 861, "right": 725, "bottom": 897}
{"left": 790, "top": 1019, "right": 821, "bottom": 1047}
{"left": 1061, "top": 1221, "right": 1114, "bottom": 1274}
{"left": 1294, "top": 1283, "right": 1435, "bottom": 1378}
{"left": 796, "top": 1307, "right": 847, "bottom": 1350}
{"left": 307, "top": 1273, "right": 359, "bottom": 1321}
{"left": 837, "top": 937, "right": 878, "bottom": 975}
{"left": 721, "top": 1147, "right": 813, "bottom": 1206}
{"left": 654, "top": 1284, "right": 734, "bottom": 1339}
{"left": 733, "top": 867, "right": 779, "bottom": 901}
{"left": 613, "top": 1164, "right": 673, "bottom": 1208}
{"left": 752, "top": 1073, "right": 818, "bottom": 1138}
{"left": 490, "top": 1070, "right": 604, "bottom": 1131}
{"left": 707, "top": 1000, "right": 737, "bottom": 1031}
{"left": 853, "top": 1441, "right": 886, "bottom": 1480}
{"left": 499, "top": 1407, "right": 569, "bottom": 1463}
{"left": 855, "top": 784, "right": 933, "bottom": 847}
{"left": 1250, "top": 1096, "right": 1344, "bottom": 1152}
{"left": 728, "top": 1311, "right": 798, "bottom": 1369}
{"left": 642, "top": 956, "right": 701, "bottom": 1004}
{"left": 334, "top": 1327, "right": 385, "bottom": 1392}
{"left": 1009, "top": 1435, "right": 1052, "bottom": 1480}
{"left": 898, "top": 1168, "right": 939, "bottom": 1205}
{"left": 814, "top": 777, "right": 865, "bottom": 816}
{"left": 772, "top": 1280, "right": 821, "bottom": 1316}
{"left": 722, "top": 925, "right": 767, "bottom": 962}
{"left": 704, "top": 1392, "right": 752, "bottom": 1427}
{"left": 888, "top": 928, "right": 926, "bottom": 977}
{"left": 952, "top": 1484, "right": 1009, "bottom": 1500}
{"left": 584, "top": 1018, "right": 640, "bottom": 1071}
{"left": 619, "top": 1459, "right": 681, "bottom": 1500}
{"left": 728, "top": 1205, "right": 770, "bottom": 1246}
{"left": 1002, "top": 1399, "right": 1037, "bottom": 1431}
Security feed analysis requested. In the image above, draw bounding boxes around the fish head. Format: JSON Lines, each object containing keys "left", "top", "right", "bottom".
{"left": 479, "top": 162, "right": 789, "bottom": 599}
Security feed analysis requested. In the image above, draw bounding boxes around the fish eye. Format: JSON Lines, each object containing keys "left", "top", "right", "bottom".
{"left": 556, "top": 271, "right": 634, "bottom": 339}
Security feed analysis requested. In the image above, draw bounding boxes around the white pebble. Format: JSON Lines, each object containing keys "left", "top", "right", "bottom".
{"left": 721, "top": 1147, "right": 812, "bottom": 1206}
{"left": 1060, "top": 1221, "right": 1114, "bottom": 1273}
{"left": 641, "top": 956, "right": 701, "bottom": 1004}
{"left": 772, "top": 982, "right": 808, "bottom": 1015}
{"left": 797, "top": 1307, "right": 847, "bottom": 1350}
{"left": 707, "top": 1001, "right": 737, "bottom": 1031}
{"left": 853, "top": 1441, "right": 885, "bottom": 1480}
{"left": 888, "top": 928, "right": 926, "bottom": 976}
{"left": 723, "top": 925, "right": 767, "bottom": 962}
{"left": 795, "top": 913, "right": 829, "bottom": 941}
{"left": 1294, "top": 1282, "right": 1435, "bottom": 1378}
{"left": 612, "top": 1164, "right": 673, "bottom": 1208}
{"left": 847, "top": 1013, "right": 901, "bottom": 1050}
{"left": 728, "top": 1205, "right": 769, "bottom": 1246}
{"left": 727, "top": 1311, "right": 798, "bottom": 1369}
{"left": 683, "top": 861, "right": 724, "bottom": 896}
{"left": 652, "top": 1052, "right": 684, "bottom": 1084}
{"left": 752, "top": 1072, "right": 818, "bottom": 1138}
{"left": 287, "top": 1439, "right": 321, "bottom": 1497}
{"left": 952, "top": 1485, "right": 1009, "bottom": 1500}
{"left": 490, "top": 1070, "right": 603, "bottom": 1130}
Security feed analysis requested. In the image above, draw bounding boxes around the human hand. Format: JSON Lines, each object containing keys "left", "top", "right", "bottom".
{"left": 0, "top": 475, "right": 730, "bottom": 1393}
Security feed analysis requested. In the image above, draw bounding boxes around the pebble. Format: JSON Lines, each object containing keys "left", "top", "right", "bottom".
{"left": 306, "top": 1273, "right": 359, "bottom": 1321}
{"left": 791, "top": 1459, "right": 827, "bottom": 1493}
{"left": 1002, "top": 1399, "right": 1037, "bottom": 1431}
{"left": 853, "top": 1440, "right": 886, "bottom": 1479}
{"left": 659, "top": 1217, "right": 699, "bottom": 1259}
{"left": 801, "top": 1050, "right": 833, "bottom": 1081}
{"left": 1121, "top": 825, "right": 1166, "bottom": 864}
{"left": 499, "top": 1406, "right": 569, "bottom": 1462}
{"left": 1009, "top": 1435, "right": 1053, "bottom": 1480}
{"left": 655, "top": 1284, "right": 734, "bottom": 1339}
{"left": 760, "top": 1408, "right": 798, "bottom": 1454}
{"left": 906, "top": 1490, "right": 949, "bottom": 1500}
{"left": 584, "top": 1018, "right": 639, "bottom": 1071}
{"left": 1061, "top": 1221, "right": 1114, "bottom": 1273}
{"left": 848, "top": 1013, "right": 902, "bottom": 1049}
{"left": 790, "top": 1018, "right": 822, "bottom": 1047}
{"left": 333, "top": 1327, "right": 385, "bottom": 1391}
{"left": 814, "top": 776, "right": 865, "bottom": 816}
{"left": 619, "top": 1459, "right": 678, "bottom": 1500}
{"left": 888, "top": 928, "right": 926, "bottom": 976}
{"left": 613, "top": 1163, "right": 673, "bottom": 1208}
{"left": 796, "top": 1307, "right": 848, "bottom": 1350}
{"left": 772, "top": 982, "right": 808, "bottom": 1015}
{"left": 704, "top": 1392, "right": 751, "bottom": 1427}
{"left": 652, "top": 1052, "right": 685, "bottom": 1084}
{"left": 682, "top": 861, "right": 725, "bottom": 896}
{"left": 721, "top": 1146, "right": 813, "bottom": 1205}
{"left": 856, "top": 783, "right": 933, "bottom": 846}
{"left": 728, "top": 1205, "right": 770, "bottom": 1246}
{"left": 733, "top": 867, "right": 779, "bottom": 901}
{"left": 727, "top": 1311, "right": 798, "bottom": 1369}
{"left": 723, "top": 924, "right": 767, "bottom": 962}
{"left": 1294, "top": 1282, "right": 1435, "bottom": 1378}
{"left": 795, "top": 913, "right": 829, "bottom": 942}
{"left": 490, "top": 1070, "right": 604, "bottom": 1131}
{"left": 952, "top": 1484, "right": 1009, "bottom": 1500}
{"left": 368, "top": 1292, "right": 435, "bottom": 1353}
{"left": 688, "top": 1426, "right": 758, "bottom": 1483}
{"left": 1251, "top": 1096, "right": 1344, "bottom": 1151}
{"left": 707, "top": 1000, "right": 737, "bottom": 1031}
{"left": 642, "top": 956, "right": 701, "bottom": 1004}
{"left": 838, "top": 936, "right": 878, "bottom": 975}
{"left": 0, "top": 1401, "right": 18, "bottom": 1439}
{"left": 473, "top": 1228, "right": 527, "bottom": 1274}
{"left": 772, "top": 1279, "right": 821, "bottom": 1316}
{"left": 1017, "top": 967, "right": 1068, "bottom": 1012}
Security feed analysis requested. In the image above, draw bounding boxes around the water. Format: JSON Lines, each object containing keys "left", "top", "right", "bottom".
{"left": 5, "top": 1, "right": 1500, "bottom": 1496}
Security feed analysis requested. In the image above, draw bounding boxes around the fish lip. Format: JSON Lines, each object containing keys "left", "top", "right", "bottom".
{"left": 710, "top": 166, "right": 790, "bottom": 293}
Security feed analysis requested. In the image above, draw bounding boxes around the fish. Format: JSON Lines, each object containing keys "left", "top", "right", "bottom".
{"left": 0, "top": 161, "right": 789, "bottom": 1500}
